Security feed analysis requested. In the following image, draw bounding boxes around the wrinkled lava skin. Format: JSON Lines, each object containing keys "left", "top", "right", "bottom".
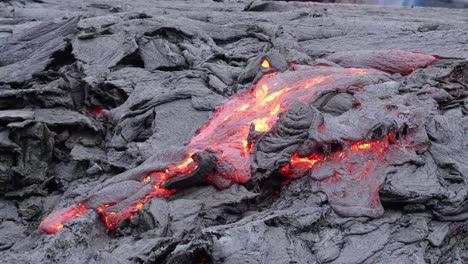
{"left": 326, "top": 49, "right": 437, "bottom": 75}
{"left": 40, "top": 50, "right": 437, "bottom": 234}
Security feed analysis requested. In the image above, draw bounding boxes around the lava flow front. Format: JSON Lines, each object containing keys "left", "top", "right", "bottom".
{"left": 281, "top": 136, "right": 394, "bottom": 180}
{"left": 40, "top": 50, "right": 437, "bottom": 234}
{"left": 280, "top": 134, "right": 399, "bottom": 217}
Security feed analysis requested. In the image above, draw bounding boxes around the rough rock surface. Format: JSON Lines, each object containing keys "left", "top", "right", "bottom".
{"left": 1, "top": 1, "right": 468, "bottom": 263}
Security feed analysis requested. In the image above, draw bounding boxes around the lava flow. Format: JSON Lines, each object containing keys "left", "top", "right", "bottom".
{"left": 40, "top": 51, "right": 437, "bottom": 234}
{"left": 39, "top": 203, "right": 88, "bottom": 234}
{"left": 281, "top": 136, "right": 394, "bottom": 180}
{"left": 280, "top": 134, "right": 400, "bottom": 218}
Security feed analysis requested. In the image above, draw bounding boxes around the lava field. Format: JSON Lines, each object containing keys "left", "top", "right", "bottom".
{"left": 1, "top": 1, "right": 468, "bottom": 263}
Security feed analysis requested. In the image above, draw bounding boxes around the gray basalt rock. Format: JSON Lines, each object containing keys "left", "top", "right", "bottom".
{"left": 0, "top": 17, "right": 78, "bottom": 83}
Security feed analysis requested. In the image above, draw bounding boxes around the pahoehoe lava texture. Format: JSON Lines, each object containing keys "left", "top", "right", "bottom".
{"left": 1, "top": 1, "right": 468, "bottom": 263}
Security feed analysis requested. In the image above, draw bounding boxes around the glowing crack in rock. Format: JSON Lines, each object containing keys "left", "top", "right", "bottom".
{"left": 281, "top": 134, "right": 399, "bottom": 217}
{"left": 40, "top": 50, "right": 437, "bottom": 234}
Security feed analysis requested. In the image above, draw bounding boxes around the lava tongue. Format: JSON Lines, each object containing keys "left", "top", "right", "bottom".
{"left": 39, "top": 203, "right": 88, "bottom": 234}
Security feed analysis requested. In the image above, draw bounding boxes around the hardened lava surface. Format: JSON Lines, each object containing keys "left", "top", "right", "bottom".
{"left": 1, "top": 1, "right": 468, "bottom": 264}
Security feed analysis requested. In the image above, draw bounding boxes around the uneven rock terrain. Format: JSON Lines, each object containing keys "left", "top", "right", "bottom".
{"left": 1, "top": 1, "right": 468, "bottom": 263}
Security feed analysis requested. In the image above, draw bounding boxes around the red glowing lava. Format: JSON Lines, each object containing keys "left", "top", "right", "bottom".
{"left": 96, "top": 171, "right": 178, "bottom": 230}
{"left": 40, "top": 51, "right": 437, "bottom": 234}
{"left": 185, "top": 67, "right": 372, "bottom": 187}
{"left": 281, "top": 134, "right": 399, "bottom": 217}
{"left": 280, "top": 152, "right": 320, "bottom": 179}
{"left": 89, "top": 107, "right": 106, "bottom": 116}
{"left": 39, "top": 203, "right": 88, "bottom": 234}
{"left": 281, "top": 136, "right": 393, "bottom": 180}
{"left": 39, "top": 60, "right": 380, "bottom": 233}
{"left": 96, "top": 108, "right": 105, "bottom": 115}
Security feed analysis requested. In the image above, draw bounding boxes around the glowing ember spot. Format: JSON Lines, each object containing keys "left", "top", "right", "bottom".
{"left": 281, "top": 153, "right": 320, "bottom": 178}
{"left": 261, "top": 58, "right": 271, "bottom": 69}
{"left": 242, "top": 139, "right": 248, "bottom": 150}
{"left": 89, "top": 107, "right": 106, "bottom": 116}
{"left": 96, "top": 108, "right": 105, "bottom": 115}
{"left": 102, "top": 212, "right": 116, "bottom": 229}
{"left": 304, "top": 76, "right": 327, "bottom": 88}
{"left": 318, "top": 123, "right": 325, "bottom": 132}
{"left": 348, "top": 69, "right": 368, "bottom": 75}
{"left": 136, "top": 203, "right": 143, "bottom": 210}
{"left": 39, "top": 203, "right": 88, "bottom": 234}
{"left": 144, "top": 175, "right": 151, "bottom": 183}
{"left": 96, "top": 204, "right": 112, "bottom": 213}
{"left": 291, "top": 153, "right": 319, "bottom": 169}
{"left": 351, "top": 142, "right": 372, "bottom": 152}
{"left": 168, "top": 157, "right": 194, "bottom": 173}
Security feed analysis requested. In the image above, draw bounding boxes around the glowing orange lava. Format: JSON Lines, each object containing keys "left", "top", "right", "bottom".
{"left": 39, "top": 203, "right": 88, "bottom": 234}
{"left": 40, "top": 63, "right": 375, "bottom": 233}
{"left": 39, "top": 48, "right": 443, "bottom": 233}
{"left": 280, "top": 152, "right": 320, "bottom": 178}
{"left": 278, "top": 134, "right": 400, "bottom": 218}
{"left": 281, "top": 136, "right": 393, "bottom": 182}
{"left": 98, "top": 168, "right": 181, "bottom": 230}
{"left": 261, "top": 58, "right": 271, "bottom": 69}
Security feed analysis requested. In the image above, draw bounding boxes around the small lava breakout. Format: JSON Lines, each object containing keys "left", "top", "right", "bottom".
{"left": 40, "top": 50, "right": 437, "bottom": 234}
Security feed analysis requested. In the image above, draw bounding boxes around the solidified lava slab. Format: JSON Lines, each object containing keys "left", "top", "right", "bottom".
{"left": 326, "top": 50, "right": 438, "bottom": 75}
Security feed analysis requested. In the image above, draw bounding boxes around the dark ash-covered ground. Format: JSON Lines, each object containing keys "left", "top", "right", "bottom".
{"left": 1, "top": 0, "right": 468, "bottom": 263}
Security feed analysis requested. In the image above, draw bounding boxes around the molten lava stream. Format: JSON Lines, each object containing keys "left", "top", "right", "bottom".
{"left": 95, "top": 158, "right": 196, "bottom": 230}
{"left": 40, "top": 61, "right": 374, "bottom": 234}
{"left": 39, "top": 158, "right": 195, "bottom": 234}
